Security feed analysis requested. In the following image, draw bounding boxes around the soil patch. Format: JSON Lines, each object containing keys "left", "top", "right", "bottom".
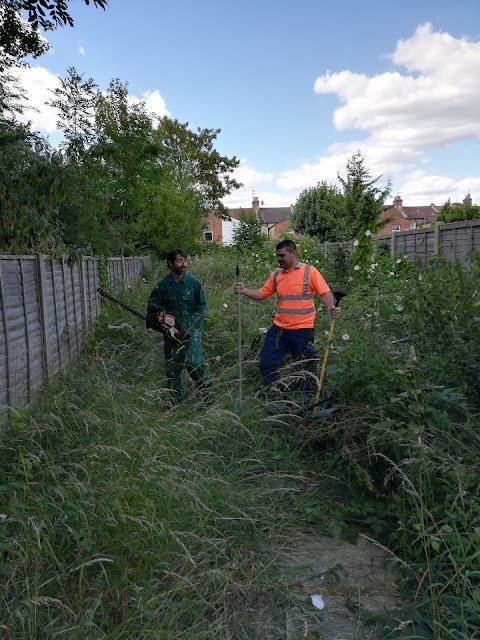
{"left": 276, "top": 532, "right": 400, "bottom": 639}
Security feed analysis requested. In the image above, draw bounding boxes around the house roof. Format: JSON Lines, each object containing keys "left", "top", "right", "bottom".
{"left": 402, "top": 205, "right": 438, "bottom": 220}
{"left": 383, "top": 203, "right": 438, "bottom": 222}
{"left": 257, "top": 207, "right": 292, "bottom": 224}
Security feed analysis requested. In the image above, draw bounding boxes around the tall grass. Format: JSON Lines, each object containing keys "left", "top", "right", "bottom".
{"left": 0, "top": 250, "right": 343, "bottom": 638}
{"left": 1, "top": 243, "right": 479, "bottom": 638}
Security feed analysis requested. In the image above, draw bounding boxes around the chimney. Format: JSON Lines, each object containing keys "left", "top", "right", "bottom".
{"left": 252, "top": 195, "right": 260, "bottom": 210}
{"left": 393, "top": 195, "right": 403, "bottom": 208}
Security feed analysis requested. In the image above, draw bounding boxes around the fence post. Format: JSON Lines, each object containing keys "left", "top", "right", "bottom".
{"left": 0, "top": 259, "right": 11, "bottom": 406}
{"left": 434, "top": 222, "right": 441, "bottom": 256}
{"left": 35, "top": 253, "right": 50, "bottom": 383}
{"left": 390, "top": 231, "right": 397, "bottom": 260}
{"left": 121, "top": 255, "right": 126, "bottom": 290}
{"left": 80, "top": 256, "right": 89, "bottom": 330}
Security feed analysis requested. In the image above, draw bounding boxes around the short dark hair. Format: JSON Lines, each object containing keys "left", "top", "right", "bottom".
{"left": 167, "top": 248, "right": 187, "bottom": 267}
{"left": 276, "top": 239, "right": 296, "bottom": 252}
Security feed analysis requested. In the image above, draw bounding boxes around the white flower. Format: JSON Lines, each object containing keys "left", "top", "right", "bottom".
{"left": 389, "top": 271, "right": 395, "bottom": 276}
{"left": 353, "top": 239, "right": 359, "bottom": 247}
{"left": 342, "top": 333, "right": 350, "bottom": 341}
{"left": 223, "top": 303, "right": 228, "bottom": 308}
{"left": 354, "top": 265, "right": 361, "bottom": 271}
{"left": 215, "top": 355, "right": 221, "bottom": 362}
{"left": 396, "top": 258, "right": 402, "bottom": 264}
{"left": 396, "top": 305, "right": 404, "bottom": 312}
{"left": 418, "top": 275, "right": 423, "bottom": 281}
{"left": 259, "top": 327, "right": 267, "bottom": 334}
{"left": 323, "top": 330, "right": 329, "bottom": 336}
{"left": 365, "top": 230, "right": 372, "bottom": 237}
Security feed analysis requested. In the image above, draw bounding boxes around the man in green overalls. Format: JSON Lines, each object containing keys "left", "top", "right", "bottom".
{"left": 147, "top": 248, "right": 212, "bottom": 404}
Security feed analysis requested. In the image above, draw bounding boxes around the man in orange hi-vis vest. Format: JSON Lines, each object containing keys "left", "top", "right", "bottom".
{"left": 234, "top": 239, "right": 340, "bottom": 390}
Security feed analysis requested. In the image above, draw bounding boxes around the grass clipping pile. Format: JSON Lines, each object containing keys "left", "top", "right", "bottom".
{"left": 276, "top": 533, "right": 399, "bottom": 639}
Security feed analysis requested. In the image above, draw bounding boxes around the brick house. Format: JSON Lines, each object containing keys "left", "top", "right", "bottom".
{"left": 201, "top": 210, "right": 223, "bottom": 244}
{"left": 203, "top": 195, "right": 293, "bottom": 245}
{"left": 379, "top": 195, "right": 439, "bottom": 234}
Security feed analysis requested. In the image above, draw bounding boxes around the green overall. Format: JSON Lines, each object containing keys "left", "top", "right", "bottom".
{"left": 148, "top": 272, "right": 211, "bottom": 402}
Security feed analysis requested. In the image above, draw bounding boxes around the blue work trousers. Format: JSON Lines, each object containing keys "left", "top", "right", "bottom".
{"left": 259, "top": 324, "right": 315, "bottom": 388}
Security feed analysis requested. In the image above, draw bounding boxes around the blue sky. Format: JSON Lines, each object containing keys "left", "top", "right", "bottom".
{"left": 15, "top": 0, "right": 480, "bottom": 208}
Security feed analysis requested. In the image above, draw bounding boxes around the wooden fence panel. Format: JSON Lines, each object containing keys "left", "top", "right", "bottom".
{"left": 1, "top": 254, "right": 150, "bottom": 429}
{"left": 108, "top": 258, "right": 122, "bottom": 292}
{"left": 84, "top": 257, "right": 101, "bottom": 326}
{"left": 0, "top": 257, "right": 45, "bottom": 423}
{"left": 373, "top": 220, "right": 480, "bottom": 263}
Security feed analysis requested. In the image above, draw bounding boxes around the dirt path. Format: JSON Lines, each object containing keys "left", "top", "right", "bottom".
{"left": 275, "top": 533, "right": 400, "bottom": 639}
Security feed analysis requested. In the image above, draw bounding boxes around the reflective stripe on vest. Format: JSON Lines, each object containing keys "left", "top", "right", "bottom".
{"left": 273, "top": 264, "right": 315, "bottom": 315}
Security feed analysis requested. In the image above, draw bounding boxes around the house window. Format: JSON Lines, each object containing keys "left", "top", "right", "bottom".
{"left": 203, "top": 230, "right": 213, "bottom": 242}
{"left": 391, "top": 224, "right": 400, "bottom": 232}
{"left": 409, "top": 222, "right": 417, "bottom": 229}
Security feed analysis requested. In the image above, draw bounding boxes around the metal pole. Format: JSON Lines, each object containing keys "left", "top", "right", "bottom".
{"left": 236, "top": 262, "right": 243, "bottom": 403}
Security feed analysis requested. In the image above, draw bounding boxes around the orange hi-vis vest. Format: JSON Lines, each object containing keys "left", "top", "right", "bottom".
{"left": 259, "top": 262, "right": 330, "bottom": 329}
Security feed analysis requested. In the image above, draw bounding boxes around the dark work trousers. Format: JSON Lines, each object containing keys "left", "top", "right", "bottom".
{"left": 164, "top": 338, "right": 211, "bottom": 403}
{"left": 259, "top": 324, "right": 315, "bottom": 390}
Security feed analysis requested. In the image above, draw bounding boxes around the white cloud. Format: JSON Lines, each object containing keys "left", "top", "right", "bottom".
{"left": 273, "top": 23, "right": 480, "bottom": 206}
{"left": 78, "top": 46, "right": 86, "bottom": 56}
{"left": 12, "top": 65, "right": 171, "bottom": 136}
{"left": 222, "top": 159, "right": 274, "bottom": 207}
{"left": 14, "top": 65, "right": 60, "bottom": 132}
{"left": 399, "top": 171, "right": 480, "bottom": 205}
{"left": 314, "top": 23, "right": 480, "bottom": 148}
{"left": 129, "top": 89, "right": 170, "bottom": 121}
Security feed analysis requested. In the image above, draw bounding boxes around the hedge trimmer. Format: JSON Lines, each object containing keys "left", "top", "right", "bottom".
{"left": 96, "top": 287, "right": 189, "bottom": 346}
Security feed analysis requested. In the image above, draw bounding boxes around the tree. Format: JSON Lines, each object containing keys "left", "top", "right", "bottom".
{"left": 0, "top": 1, "right": 108, "bottom": 67}
{"left": 338, "top": 152, "right": 391, "bottom": 236}
{"left": 291, "top": 181, "right": 344, "bottom": 241}
{"left": 232, "top": 210, "right": 263, "bottom": 250}
{"left": 154, "top": 117, "right": 242, "bottom": 217}
{"left": 94, "top": 78, "right": 158, "bottom": 255}
{"left": 0, "top": 121, "right": 60, "bottom": 253}
{"left": 0, "top": 2, "right": 49, "bottom": 68}
{"left": 131, "top": 174, "right": 204, "bottom": 256}
{"left": 2, "top": 0, "right": 108, "bottom": 31}
{"left": 437, "top": 196, "right": 480, "bottom": 223}
{"left": 48, "top": 66, "right": 99, "bottom": 158}
{"left": 338, "top": 152, "right": 391, "bottom": 272}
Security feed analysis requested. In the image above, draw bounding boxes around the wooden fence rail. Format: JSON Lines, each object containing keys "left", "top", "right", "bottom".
{"left": 377, "top": 220, "right": 480, "bottom": 263}
{"left": 319, "top": 219, "right": 480, "bottom": 264}
{"left": 0, "top": 255, "right": 151, "bottom": 429}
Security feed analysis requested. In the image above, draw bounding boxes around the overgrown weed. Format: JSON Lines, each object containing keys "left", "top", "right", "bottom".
{"left": 1, "top": 246, "right": 479, "bottom": 637}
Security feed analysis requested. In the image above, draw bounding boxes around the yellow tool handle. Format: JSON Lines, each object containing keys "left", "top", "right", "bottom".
{"left": 314, "top": 317, "right": 336, "bottom": 405}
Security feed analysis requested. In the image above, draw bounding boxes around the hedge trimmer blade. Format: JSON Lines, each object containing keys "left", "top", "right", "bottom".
{"left": 97, "top": 287, "right": 187, "bottom": 345}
